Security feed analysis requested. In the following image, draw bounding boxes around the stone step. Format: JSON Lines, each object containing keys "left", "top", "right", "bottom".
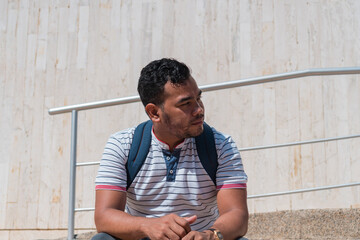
{"left": 46, "top": 208, "right": 360, "bottom": 240}
{"left": 246, "top": 208, "right": 360, "bottom": 239}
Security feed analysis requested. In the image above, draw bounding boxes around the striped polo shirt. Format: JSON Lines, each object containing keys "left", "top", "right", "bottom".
{"left": 95, "top": 125, "right": 247, "bottom": 231}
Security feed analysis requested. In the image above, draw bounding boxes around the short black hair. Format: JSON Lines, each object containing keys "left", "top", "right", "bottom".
{"left": 137, "top": 58, "right": 191, "bottom": 106}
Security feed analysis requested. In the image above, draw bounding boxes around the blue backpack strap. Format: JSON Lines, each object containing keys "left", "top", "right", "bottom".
{"left": 126, "top": 120, "right": 153, "bottom": 190}
{"left": 195, "top": 122, "right": 218, "bottom": 186}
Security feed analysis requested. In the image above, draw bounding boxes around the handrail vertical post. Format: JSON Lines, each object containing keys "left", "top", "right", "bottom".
{"left": 68, "top": 110, "right": 78, "bottom": 240}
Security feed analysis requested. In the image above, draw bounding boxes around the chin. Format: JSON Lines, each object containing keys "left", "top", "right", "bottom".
{"left": 191, "top": 125, "right": 204, "bottom": 137}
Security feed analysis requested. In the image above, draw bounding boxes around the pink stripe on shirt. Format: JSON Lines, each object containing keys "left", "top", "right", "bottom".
{"left": 216, "top": 183, "right": 247, "bottom": 190}
{"left": 95, "top": 185, "right": 126, "bottom": 191}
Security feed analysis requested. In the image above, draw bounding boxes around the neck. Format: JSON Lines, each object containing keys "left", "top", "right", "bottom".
{"left": 152, "top": 126, "right": 184, "bottom": 152}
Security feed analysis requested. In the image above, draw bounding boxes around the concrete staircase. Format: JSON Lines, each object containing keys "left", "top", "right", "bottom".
{"left": 245, "top": 208, "right": 360, "bottom": 239}
{"left": 50, "top": 208, "right": 360, "bottom": 240}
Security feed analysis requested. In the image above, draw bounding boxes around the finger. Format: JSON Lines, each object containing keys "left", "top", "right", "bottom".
{"left": 181, "top": 231, "right": 196, "bottom": 240}
{"left": 184, "top": 215, "right": 197, "bottom": 224}
{"left": 169, "top": 220, "right": 189, "bottom": 238}
{"left": 165, "top": 227, "right": 183, "bottom": 240}
{"left": 172, "top": 216, "right": 192, "bottom": 234}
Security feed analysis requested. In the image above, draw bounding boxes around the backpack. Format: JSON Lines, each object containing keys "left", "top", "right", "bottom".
{"left": 126, "top": 120, "right": 218, "bottom": 190}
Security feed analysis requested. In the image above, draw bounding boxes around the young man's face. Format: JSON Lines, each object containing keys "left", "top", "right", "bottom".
{"left": 158, "top": 76, "right": 205, "bottom": 141}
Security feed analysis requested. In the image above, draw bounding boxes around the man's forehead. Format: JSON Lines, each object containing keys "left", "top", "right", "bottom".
{"left": 164, "top": 77, "right": 199, "bottom": 94}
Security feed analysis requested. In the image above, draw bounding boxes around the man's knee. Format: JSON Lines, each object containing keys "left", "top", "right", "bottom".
{"left": 91, "top": 232, "right": 120, "bottom": 240}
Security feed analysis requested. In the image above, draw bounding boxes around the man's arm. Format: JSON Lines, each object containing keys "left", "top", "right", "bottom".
{"left": 210, "top": 188, "right": 248, "bottom": 239}
{"left": 94, "top": 189, "right": 196, "bottom": 240}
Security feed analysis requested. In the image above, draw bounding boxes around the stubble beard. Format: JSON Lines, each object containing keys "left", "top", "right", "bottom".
{"left": 162, "top": 112, "right": 204, "bottom": 139}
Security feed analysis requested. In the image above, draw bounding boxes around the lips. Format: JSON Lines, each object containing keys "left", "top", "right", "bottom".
{"left": 192, "top": 117, "right": 204, "bottom": 125}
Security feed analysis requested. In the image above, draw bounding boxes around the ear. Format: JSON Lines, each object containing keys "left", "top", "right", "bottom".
{"left": 145, "top": 103, "right": 161, "bottom": 122}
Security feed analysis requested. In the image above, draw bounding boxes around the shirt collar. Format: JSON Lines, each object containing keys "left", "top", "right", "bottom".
{"left": 151, "top": 127, "right": 190, "bottom": 151}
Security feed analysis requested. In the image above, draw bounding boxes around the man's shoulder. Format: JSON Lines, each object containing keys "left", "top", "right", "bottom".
{"left": 208, "top": 125, "right": 231, "bottom": 141}
{"left": 207, "top": 125, "right": 239, "bottom": 153}
{"left": 108, "top": 126, "right": 136, "bottom": 143}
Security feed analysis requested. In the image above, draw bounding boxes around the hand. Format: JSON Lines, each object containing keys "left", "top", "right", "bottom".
{"left": 182, "top": 230, "right": 214, "bottom": 240}
{"left": 142, "top": 214, "right": 197, "bottom": 240}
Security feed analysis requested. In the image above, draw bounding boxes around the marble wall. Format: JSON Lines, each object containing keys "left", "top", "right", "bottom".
{"left": 0, "top": 0, "right": 359, "bottom": 239}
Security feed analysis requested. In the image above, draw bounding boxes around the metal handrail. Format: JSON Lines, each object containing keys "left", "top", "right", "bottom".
{"left": 239, "top": 134, "right": 360, "bottom": 151}
{"left": 248, "top": 182, "right": 360, "bottom": 199}
{"left": 48, "top": 67, "right": 360, "bottom": 115}
{"left": 48, "top": 67, "right": 360, "bottom": 240}
{"left": 75, "top": 181, "right": 360, "bottom": 212}
{"left": 74, "top": 133, "right": 360, "bottom": 212}
{"left": 75, "top": 133, "right": 360, "bottom": 167}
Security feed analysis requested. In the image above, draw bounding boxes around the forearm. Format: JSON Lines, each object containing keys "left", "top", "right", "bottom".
{"left": 95, "top": 208, "right": 149, "bottom": 240}
{"left": 211, "top": 208, "right": 249, "bottom": 239}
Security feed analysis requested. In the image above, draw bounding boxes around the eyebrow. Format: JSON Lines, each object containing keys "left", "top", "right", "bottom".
{"left": 176, "top": 90, "right": 202, "bottom": 105}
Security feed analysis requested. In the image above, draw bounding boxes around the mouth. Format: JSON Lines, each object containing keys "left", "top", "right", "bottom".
{"left": 191, "top": 117, "right": 204, "bottom": 125}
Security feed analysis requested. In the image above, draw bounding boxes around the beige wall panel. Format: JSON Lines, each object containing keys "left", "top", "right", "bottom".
{"left": 0, "top": 0, "right": 8, "bottom": 32}
{"left": 350, "top": 138, "right": 360, "bottom": 208}
{"left": 77, "top": 6, "right": 89, "bottom": 70}
{"left": 1, "top": 0, "right": 360, "bottom": 238}
{"left": 56, "top": 7, "right": 69, "bottom": 71}
{"left": 5, "top": 9, "right": 17, "bottom": 97}
{"left": 0, "top": 231, "right": 9, "bottom": 240}
{"left": 0, "top": 161, "right": 9, "bottom": 228}
{"left": 37, "top": 112, "right": 73, "bottom": 230}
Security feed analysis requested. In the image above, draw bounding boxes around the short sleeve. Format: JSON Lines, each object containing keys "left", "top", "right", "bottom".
{"left": 213, "top": 128, "right": 248, "bottom": 190}
{"left": 95, "top": 128, "right": 134, "bottom": 192}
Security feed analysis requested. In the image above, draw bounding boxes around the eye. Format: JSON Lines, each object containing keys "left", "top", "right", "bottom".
{"left": 181, "top": 101, "right": 190, "bottom": 106}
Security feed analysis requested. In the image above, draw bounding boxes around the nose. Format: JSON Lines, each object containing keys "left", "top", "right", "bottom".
{"left": 192, "top": 101, "right": 204, "bottom": 116}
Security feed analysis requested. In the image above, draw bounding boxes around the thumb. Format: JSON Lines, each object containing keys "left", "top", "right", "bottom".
{"left": 184, "top": 215, "right": 197, "bottom": 224}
